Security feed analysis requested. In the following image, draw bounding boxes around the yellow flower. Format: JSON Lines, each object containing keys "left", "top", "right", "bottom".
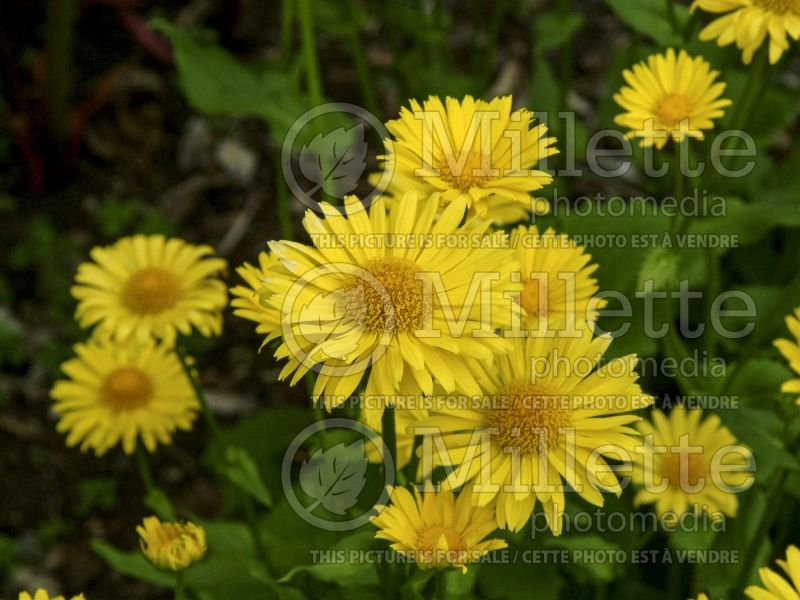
{"left": 774, "top": 307, "right": 800, "bottom": 405}
{"left": 614, "top": 49, "right": 731, "bottom": 149}
{"left": 745, "top": 544, "right": 800, "bottom": 599}
{"left": 18, "top": 591, "right": 85, "bottom": 600}
{"left": 693, "top": 0, "right": 800, "bottom": 64}
{"left": 230, "top": 251, "right": 281, "bottom": 336}
{"left": 72, "top": 235, "right": 227, "bottom": 346}
{"left": 50, "top": 336, "right": 199, "bottom": 455}
{"left": 371, "top": 483, "right": 507, "bottom": 573}
{"left": 633, "top": 407, "right": 751, "bottom": 519}
{"left": 692, "top": 594, "right": 710, "bottom": 600}
{"left": 511, "top": 224, "right": 605, "bottom": 332}
{"left": 377, "top": 95, "right": 558, "bottom": 225}
{"left": 417, "top": 333, "right": 653, "bottom": 534}
{"left": 138, "top": 516, "right": 207, "bottom": 571}
{"left": 258, "top": 193, "right": 521, "bottom": 412}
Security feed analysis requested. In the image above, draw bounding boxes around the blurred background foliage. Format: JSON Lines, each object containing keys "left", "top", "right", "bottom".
{"left": 0, "top": 0, "right": 799, "bottom": 598}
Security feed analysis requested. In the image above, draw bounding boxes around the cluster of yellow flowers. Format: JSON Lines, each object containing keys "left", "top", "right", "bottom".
{"left": 52, "top": 235, "right": 227, "bottom": 455}
{"left": 227, "top": 89, "right": 790, "bottom": 577}
{"left": 38, "top": 1, "right": 800, "bottom": 595}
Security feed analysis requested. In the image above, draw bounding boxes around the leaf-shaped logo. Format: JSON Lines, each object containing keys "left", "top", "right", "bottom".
{"left": 298, "top": 440, "right": 368, "bottom": 515}
{"left": 298, "top": 123, "right": 368, "bottom": 199}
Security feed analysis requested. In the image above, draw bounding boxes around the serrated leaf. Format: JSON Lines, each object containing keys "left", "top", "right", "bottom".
{"left": 298, "top": 440, "right": 368, "bottom": 516}
{"left": 298, "top": 124, "right": 367, "bottom": 199}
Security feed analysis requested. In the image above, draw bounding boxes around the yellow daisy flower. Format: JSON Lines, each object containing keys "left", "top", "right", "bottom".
{"left": 230, "top": 251, "right": 281, "bottom": 336}
{"left": 50, "top": 336, "right": 199, "bottom": 455}
{"left": 511, "top": 224, "right": 605, "bottom": 332}
{"left": 258, "top": 193, "right": 521, "bottom": 411}
{"left": 417, "top": 333, "right": 653, "bottom": 534}
{"left": 377, "top": 95, "right": 558, "bottom": 225}
{"left": 693, "top": 0, "right": 800, "bottom": 64}
{"left": 138, "top": 516, "right": 207, "bottom": 571}
{"left": 774, "top": 307, "right": 800, "bottom": 405}
{"left": 72, "top": 235, "right": 227, "bottom": 346}
{"left": 633, "top": 407, "right": 751, "bottom": 519}
{"left": 745, "top": 544, "right": 800, "bottom": 599}
{"left": 371, "top": 483, "right": 507, "bottom": 573}
{"left": 614, "top": 49, "right": 732, "bottom": 149}
{"left": 18, "top": 591, "right": 86, "bottom": 600}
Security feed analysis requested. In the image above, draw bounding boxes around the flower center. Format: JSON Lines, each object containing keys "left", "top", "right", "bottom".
{"left": 416, "top": 525, "right": 465, "bottom": 565}
{"left": 122, "top": 268, "right": 182, "bottom": 315}
{"left": 101, "top": 367, "right": 154, "bottom": 411}
{"left": 344, "top": 258, "right": 428, "bottom": 334}
{"left": 485, "top": 382, "right": 570, "bottom": 455}
{"left": 660, "top": 451, "right": 708, "bottom": 489}
{"left": 520, "top": 278, "right": 549, "bottom": 317}
{"left": 754, "top": 0, "right": 800, "bottom": 13}
{"left": 657, "top": 93, "right": 692, "bottom": 126}
{"left": 436, "top": 151, "right": 493, "bottom": 191}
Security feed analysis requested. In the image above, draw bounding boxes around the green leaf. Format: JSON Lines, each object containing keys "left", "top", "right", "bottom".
{"left": 216, "top": 446, "right": 273, "bottom": 508}
{"left": 533, "top": 12, "right": 584, "bottom": 52}
{"left": 637, "top": 247, "right": 680, "bottom": 293}
{"left": 278, "top": 530, "right": 379, "bottom": 586}
{"left": 151, "top": 19, "right": 308, "bottom": 141}
{"left": 91, "top": 540, "right": 175, "bottom": 588}
{"left": 604, "top": 0, "right": 689, "bottom": 46}
{"left": 143, "top": 487, "right": 177, "bottom": 521}
{"left": 544, "top": 534, "right": 623, "bottom": 583}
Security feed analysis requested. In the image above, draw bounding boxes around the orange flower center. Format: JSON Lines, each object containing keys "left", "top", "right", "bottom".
{"left": 101, "top": 367, "right": 154, "bottom": 411}
{"left": 657, "top": 93, "right": 692, "bottom": 126}
{"left": 754, "top": 0, "right": 800, "bottom": 13}
{"left": 520, "top": 277, "right": 549, "bottom": 317}
{"left": 344, "top": 258, "right": 429, "bottom": 334}
{"left": 416, "top": 525, "right": 465, "bottom": 565}
{"left": 485, "top": 382, "right": 570, "bottom": 455}
{"left": 122, "top": 268, "right": 182, "bottom": 315}
{"left": 436, "top": 151, "right": 493, "bottom": 191}
{"left": 660, "top": 451, "right": 708, "bottom": 489}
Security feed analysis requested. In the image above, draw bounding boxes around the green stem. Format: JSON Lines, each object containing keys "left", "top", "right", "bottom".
{"left": 280, "top": 0, "right": 295, "bottom": 61}
{"left": 729, "top": 48, "right": 769, "bottom": 133}
{"left": 175, "top": 346, "right": 269, "bottom": 568}
{"left": 704, "top": 247, "right": 722, "bottom": 354}
{"left": 275, "top": 159, "right": 294, "bottom": 241}
{"left": 381, "top": 405, "right": 398, "bottom": 481}
{"left": 135, "top": 442, "right": 155, "bottom": 493}
{"left": 174, "top": 571, "right": 186, "bottom": 600}
{"left": 734, "top": 469, "right": 789, "bottom": 592}
{"left": 297, "top": 0, "right": 324, "bottom": 106}
{"left": 242, "top": 490, "right": 271, "bottom": 570}
{"left": 176, "top": 348, "right": 223, "bottom": 440}
{"left": 665, "top": 0, "right": 677, "bottom": 32}
{"left": 45, "top": 0, "right": 75, "bottom": 142}
{"left": 434, "top": 569, "right": 447, "bottom": 600}
{"left": 346, "top": 0, "right": 379, "bottom": 117}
